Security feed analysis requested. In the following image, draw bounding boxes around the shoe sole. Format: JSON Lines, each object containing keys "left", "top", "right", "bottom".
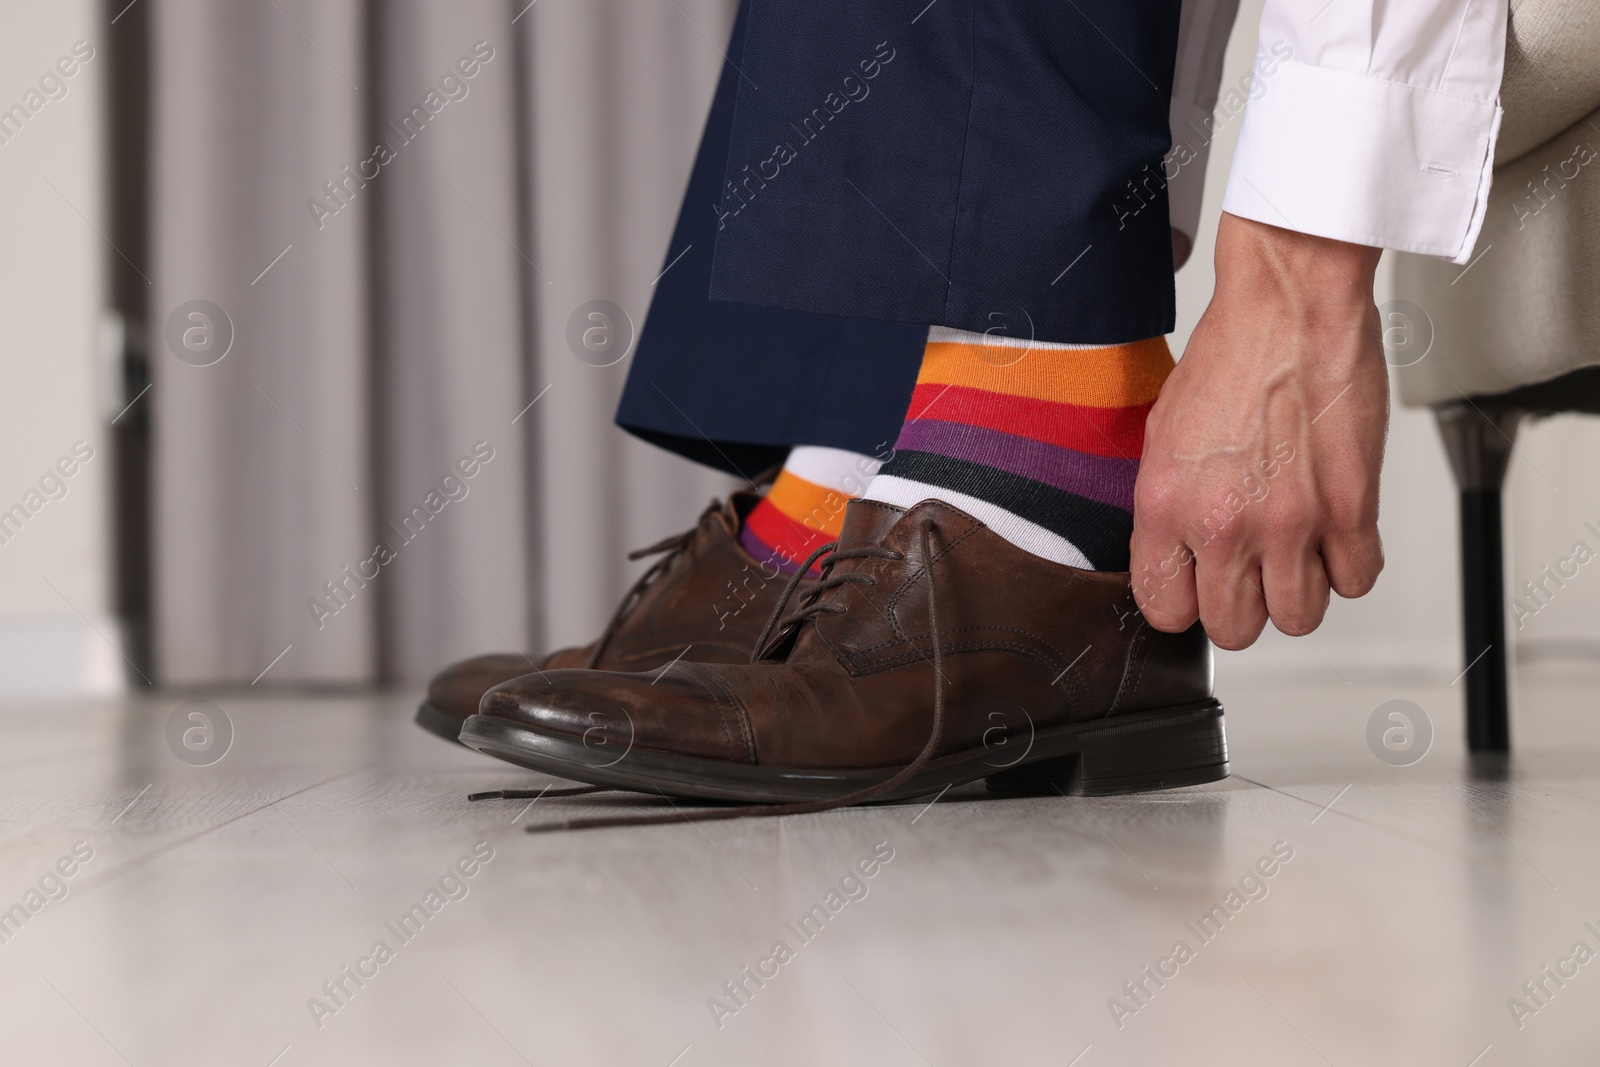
{"left": 414, "top": 701, "right": 468, "bottom": 745}
{"left": 458, "top": 700, "right": 1228, "bottom": 804}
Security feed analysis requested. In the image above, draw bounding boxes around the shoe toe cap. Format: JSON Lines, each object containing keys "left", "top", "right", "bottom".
{"left": 478, "top": 666, "right": 752, "bottom": 762}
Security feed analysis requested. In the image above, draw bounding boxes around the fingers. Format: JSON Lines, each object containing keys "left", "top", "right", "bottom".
{"left": 1194, "top": 556, "right": 1269, "bottom": 651}
{"left": 1134, "top": 518, "right": 1336, "bottom": 646}
{"left": 1129, "top": 526, "right": 1199, "bottom": 633}
{"left": 1259, "top": 547, "right": 1331, "bottom": 637}
{"left": 1322, "top": 526, "right": 1385, "bottom": 599}
{"left": 1132, "top": 555, "right": 1199, "bottom": 633}
{"left": 1173, "top": 547, "right": 1330, "bottom": 648}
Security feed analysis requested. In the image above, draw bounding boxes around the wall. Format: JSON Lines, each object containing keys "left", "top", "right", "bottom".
{"left": 3, "top": 0, "right": 1595, "bottom": 695}
{"left": 0, "top": 1, "right": 117, "bottom": 694}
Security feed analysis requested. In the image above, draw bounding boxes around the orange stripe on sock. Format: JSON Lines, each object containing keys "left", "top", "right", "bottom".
{"left": 762, "top": 471, "right": 851, "bottom": 538}
{"left": 915, "top": 336, "right": 1174, "bottom": 409}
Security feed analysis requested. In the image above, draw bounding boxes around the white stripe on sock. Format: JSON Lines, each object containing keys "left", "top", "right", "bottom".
{"left": 861, "top": 474, "right": 1096, "bottom": 570}
{"left": 783, "top": 445, "right": 883, "bottom": 496}
{"left": 927, "top": 325, "right": 1121, "bottom": 351}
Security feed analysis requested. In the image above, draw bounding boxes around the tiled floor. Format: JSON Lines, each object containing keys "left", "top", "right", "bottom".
{"left": 1, "top": 666, "right": 1597, "bottom": 1066}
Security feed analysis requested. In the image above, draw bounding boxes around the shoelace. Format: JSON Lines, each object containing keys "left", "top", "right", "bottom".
{"left": 582, "top": 498, "right": 725, "bottom": 669}
{"left": 467, "top": 485, "right": 774, "bottom": 807}
{"left": 466, "top": 528, "right": 705, "bottom": 809}
{"left": 467, "top": 786, "right": 606, "bottom": 801}
{"left": 526, "top": 521, "right": 949, "bottom": 833}
{"left": 749, "top": 541, "right": 905, "bottom": 663}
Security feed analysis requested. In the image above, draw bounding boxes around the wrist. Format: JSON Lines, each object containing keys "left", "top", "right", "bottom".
{"left": 1213, "top": 212, "right": 1380, "bottom": 319}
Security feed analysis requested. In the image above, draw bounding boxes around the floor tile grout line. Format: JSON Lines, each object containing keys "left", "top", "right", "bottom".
{"left": 1232, "top": 773, "right": 1541, "bottom": 862}
{"left": 67, "top": 767, "right": 368, "bottom": 906}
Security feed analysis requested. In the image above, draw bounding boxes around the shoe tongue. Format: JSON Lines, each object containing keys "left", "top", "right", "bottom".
{"left": 841, "top": 496, "right": 993, "bottom": 558}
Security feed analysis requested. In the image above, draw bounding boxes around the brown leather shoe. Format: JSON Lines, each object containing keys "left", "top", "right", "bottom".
{"left": 461, "top": 498, "right": 1227, "bottom": 802}
{"left": 415, "top": 491, "right": 814, "bottom": 743}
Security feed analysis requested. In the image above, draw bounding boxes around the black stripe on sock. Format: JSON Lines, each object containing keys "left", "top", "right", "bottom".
{"left": 879, "top": 449, "right": 1132, "bottom": 570}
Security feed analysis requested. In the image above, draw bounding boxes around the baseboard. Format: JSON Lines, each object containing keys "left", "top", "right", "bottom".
{"left": 0, "top": 618, "right": 126, "bottom": 695}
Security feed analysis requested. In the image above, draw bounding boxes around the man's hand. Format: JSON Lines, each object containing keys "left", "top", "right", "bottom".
{"left": 1131, "top": 212, "right": 1388, "bottom": 649}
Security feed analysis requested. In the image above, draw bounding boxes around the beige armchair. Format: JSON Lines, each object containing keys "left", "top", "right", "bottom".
{"left": 1393, "top": 1, "right": 1600, "bottom": 751}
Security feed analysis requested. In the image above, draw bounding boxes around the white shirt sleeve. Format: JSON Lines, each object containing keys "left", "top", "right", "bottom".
{"left": 1221, "top": 0, "right": 1508, "bottom": 264}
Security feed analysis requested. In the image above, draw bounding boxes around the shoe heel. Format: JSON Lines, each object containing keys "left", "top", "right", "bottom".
{"left": 985, "top": 702, "right": 1228, "bottom": 797}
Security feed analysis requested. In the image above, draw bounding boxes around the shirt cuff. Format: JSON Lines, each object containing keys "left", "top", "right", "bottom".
{"left": 1221, "top": 58, "right": 1502, "bottom": 264}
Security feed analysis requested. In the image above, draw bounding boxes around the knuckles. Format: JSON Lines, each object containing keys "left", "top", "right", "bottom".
{"left": 1131, "top": 474, "right": 1184, "bottom": 521}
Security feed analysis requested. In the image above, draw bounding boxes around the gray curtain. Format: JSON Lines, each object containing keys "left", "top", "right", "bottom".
{"left": 151, "top": 0, "right": 738, "bottom": 686}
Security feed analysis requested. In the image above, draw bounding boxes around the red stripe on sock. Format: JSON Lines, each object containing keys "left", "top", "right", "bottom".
{"left": 905, "top": 383, "right": 1152, "bottom": 460}
{"left": 743, "top": 499, "right": 833, "bottom": 565}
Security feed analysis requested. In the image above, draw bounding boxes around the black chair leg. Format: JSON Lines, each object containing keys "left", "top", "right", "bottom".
{"left": 1434, "top": 405, "right": 1523, "bottom": 754}
{"left": 1458, "top": 489, "right": 1510, "bottom": 751}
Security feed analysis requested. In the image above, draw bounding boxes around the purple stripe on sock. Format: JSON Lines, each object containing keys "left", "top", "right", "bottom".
{"left": 893, "top": 418, "right": 1139, "bottom": 511}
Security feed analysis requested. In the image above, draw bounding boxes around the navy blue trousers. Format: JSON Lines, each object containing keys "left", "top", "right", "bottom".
{"left": 618, "top": 0, "right": 1179, "bottom": 474}
{"left": 615, "top": 0, "right": 926, "bottom": 477}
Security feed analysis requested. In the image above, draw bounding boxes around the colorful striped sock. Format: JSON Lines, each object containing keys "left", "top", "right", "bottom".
{"left": 740, "top": 445, "right": 884, "bottom": 574}
{"left": 863, "top": 326, "right": 1174, "bottom": 571}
